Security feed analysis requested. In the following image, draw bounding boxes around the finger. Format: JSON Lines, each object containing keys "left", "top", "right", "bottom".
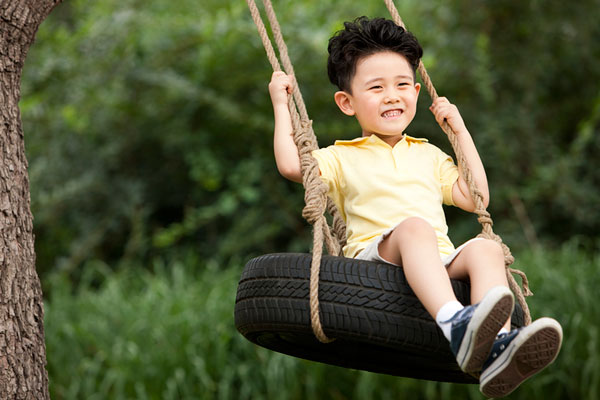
{"left": 271, "top": 75, "right": 293, "bottom": 91}
{"left": 431, "top": 97, "right": 450, "bottom": 109}
{"left": 282, "top": 76, "right": 294, "bottom": 93}
{"left": 430, "top": 106, "right": 448, "bottom": 124}
{"left": 430, "top": 103, "right": 446, "bottom": 116}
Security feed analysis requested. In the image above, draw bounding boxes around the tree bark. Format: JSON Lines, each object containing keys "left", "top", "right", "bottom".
{"left": 0, "top": 1, "right": 61, "bottom": 398}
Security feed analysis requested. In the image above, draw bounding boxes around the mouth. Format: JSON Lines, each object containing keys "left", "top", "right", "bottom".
{"left": 381, "top": 109, "right": 403, "bottom": 119}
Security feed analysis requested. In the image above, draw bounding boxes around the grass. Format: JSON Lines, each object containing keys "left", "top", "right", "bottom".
{"left": 44, "top": 242, "right": 599, "bottom": 399}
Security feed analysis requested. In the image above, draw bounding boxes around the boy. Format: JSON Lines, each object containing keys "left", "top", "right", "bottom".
{"left": 268, "top": 16, "right": 562, "bottom": 397}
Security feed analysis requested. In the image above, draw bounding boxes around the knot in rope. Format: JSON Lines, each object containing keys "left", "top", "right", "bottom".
{"left": 501, "top": 244, "right": 515, "bottom": 266}
{"left": 302, "top": 180, "right": 329, "bottom": 225}
{"left": 328, "top": 198, "right": 347, "bottom": 253}
{"left": 476, "top": 210, "right": 493, "bottom": 228}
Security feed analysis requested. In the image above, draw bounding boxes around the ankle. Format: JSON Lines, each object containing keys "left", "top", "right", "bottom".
{"left": 435, "top": 301, "right": 464, "bottom": 341}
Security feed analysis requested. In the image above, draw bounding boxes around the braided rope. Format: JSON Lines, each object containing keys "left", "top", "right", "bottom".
{"left": 247, "top": 0, "right": 342, "bottom": 342}
{"left": 254, "top": 0, "right": 346, "bottom": 248}
{"left": 262, "top": 0, "right": 309, "bottom": 122}
{"left": 383, "top": 0, "right": 532, "bottom": 324}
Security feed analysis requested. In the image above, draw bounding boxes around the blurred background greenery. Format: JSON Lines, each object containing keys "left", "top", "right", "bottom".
{"left": 19, "top": 0, "right": 599, "bottom": 398}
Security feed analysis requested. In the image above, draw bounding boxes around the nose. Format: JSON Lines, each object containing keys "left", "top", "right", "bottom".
{"left": 384, "top": 91, "right": 399, "bottom": 103}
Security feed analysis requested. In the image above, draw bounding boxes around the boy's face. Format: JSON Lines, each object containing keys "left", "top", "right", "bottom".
{"left": 334, "top": 51, "right": 421, "bottom": 145}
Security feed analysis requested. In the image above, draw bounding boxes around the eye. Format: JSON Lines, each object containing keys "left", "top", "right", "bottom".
{"left": 369, "top": 85, "right": 382, "bottom": 90}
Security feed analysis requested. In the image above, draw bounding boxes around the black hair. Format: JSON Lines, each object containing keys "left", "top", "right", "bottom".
{"left": 327, "top": 16, "right": 423, "bottom": 93}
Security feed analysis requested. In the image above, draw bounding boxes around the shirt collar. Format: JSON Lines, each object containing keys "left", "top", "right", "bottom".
{"left": 334, "top": 134, "right": 428, "bottom": 146}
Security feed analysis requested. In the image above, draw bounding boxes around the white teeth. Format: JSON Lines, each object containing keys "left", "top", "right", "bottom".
{"left": 382, "top": 110, "right": 402, "bottom": 118}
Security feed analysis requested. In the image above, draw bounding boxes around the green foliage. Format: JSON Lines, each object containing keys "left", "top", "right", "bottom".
{"left": 44, "top": 243, "right": 599, "bottom": 399}
{"left": 507, "top": 241, "right": 600, "bottom": 400}
{"left": 22, "top": 0, "right": 600, "bottom": 278}
{"left": 45, "top": 255, "right": 249, "bottom": 399}
{"left": 23, "top": 0, "right": 308, "bottom": 278}
{"left": 23, "top": 1, "right": 599, "bottom": 397}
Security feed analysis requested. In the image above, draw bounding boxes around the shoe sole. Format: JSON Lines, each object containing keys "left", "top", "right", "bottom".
{"left": 480, "top": 317, "right": 563, "bottom": 398}
{"left": 457, "top": 286, "right": 514, "bottom": 373}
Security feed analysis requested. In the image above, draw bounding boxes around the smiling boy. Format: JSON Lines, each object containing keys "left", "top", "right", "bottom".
{"left": 268, "top": 17, "right": 562, "bottom": 397}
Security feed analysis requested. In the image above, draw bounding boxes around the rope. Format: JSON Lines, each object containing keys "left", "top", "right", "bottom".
{"left": 383, "top": 0, "right": 532, "bottom": 324}
{"left": 261, "top": 0, "right": 310, "bottom": 122}
{"left": 247, "top": 0, "right": 341, "bottom": 342}
{"left": 251, "top": 0, "right": 346, "bottom": 247}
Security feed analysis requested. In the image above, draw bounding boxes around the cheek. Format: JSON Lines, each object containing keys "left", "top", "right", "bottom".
{"left": 366, "top": 98, "right": 381, "bottom": 112}
{"left": 406, "top": 95, "right": 419, "bottom": 110}
{"left": 355, "top": 101, "right": 376, "bottom": 117}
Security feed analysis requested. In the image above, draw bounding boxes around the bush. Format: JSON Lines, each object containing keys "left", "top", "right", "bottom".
{"left": 45, "top": 242, "right": 599, "bottom": 399}
{"left": 24, "top": 0, "right": 600, "bottom": 281}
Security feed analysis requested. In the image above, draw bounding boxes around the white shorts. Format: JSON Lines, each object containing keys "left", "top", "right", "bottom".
{"left": 355, "top": 227, "right": 483, "bottom": 267}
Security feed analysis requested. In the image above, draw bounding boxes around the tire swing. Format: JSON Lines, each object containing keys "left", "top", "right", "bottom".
{"left": 235, "top": 0, "right": 533, "bottom": 383}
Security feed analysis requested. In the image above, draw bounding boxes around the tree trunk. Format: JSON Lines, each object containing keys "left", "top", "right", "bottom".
{"left": 0, "top": 1, "right": 61, "bottom": 398}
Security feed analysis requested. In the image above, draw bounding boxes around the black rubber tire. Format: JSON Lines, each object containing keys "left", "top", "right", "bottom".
{"left": 234, "top": 253, "right": 525, "bottom": 383}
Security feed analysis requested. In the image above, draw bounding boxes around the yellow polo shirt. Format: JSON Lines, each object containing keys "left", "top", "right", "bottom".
{"left": 312, "top": 134, "right": 459, "bottom": 258}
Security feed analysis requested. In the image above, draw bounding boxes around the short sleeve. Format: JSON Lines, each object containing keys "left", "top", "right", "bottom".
{"left": 311, "top": 147, "right": 339, "bottom": 193}
{"left": 311, "top": 147, "right": 344, "bottom": 211}
{"left": 438, "top": 151, "right": 459, "bottom": 206}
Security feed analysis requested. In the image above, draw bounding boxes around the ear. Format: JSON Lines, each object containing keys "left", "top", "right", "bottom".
{"left": 334, "top": 91, "right": 355, "bottom": 116}
{"left": 414, "top": 82, "right": 421, "bottom": 97}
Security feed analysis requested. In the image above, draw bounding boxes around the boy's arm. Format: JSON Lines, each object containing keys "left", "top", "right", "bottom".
{"left": 269, "top": 71, "right": 302, "bottom": 183}
{"left": 430, "top": 97, "right": 489, "bottom": 212}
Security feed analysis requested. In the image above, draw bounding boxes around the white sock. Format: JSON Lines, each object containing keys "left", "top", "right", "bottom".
{"left": 436, "top": 301, "right": 464, "bottom": 342}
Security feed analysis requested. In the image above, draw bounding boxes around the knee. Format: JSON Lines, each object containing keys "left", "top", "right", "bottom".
{"left": 469, "top": 239, "right": 505, "bottom": 265}
{"left": 396, "top": 217, "right": 436, "bottom": 240}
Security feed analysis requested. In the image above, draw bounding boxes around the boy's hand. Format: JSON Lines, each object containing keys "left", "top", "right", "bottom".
{"left": 270, "top": 71, "right": 302, "bottom": 183}
{"left": 429, "top": 97, "right": 468, "bottom": 135}
{"left": 269, "top": 71, "right": 294, "bottom": 107}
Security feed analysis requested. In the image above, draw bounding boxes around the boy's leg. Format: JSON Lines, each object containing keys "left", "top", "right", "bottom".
{"left": 377, "top": 217, "right": 513, "bottom": 373}
{"left": 446, "top": 238, "right": 511, "bottom": 331}
{"left": 445, "top": 238, "right": 563, "bottom": 395}
{"left": 377, "top": 216, "right": 456, "bottom": 317}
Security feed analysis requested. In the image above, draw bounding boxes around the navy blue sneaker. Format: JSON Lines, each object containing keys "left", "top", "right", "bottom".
{"left": 480, "top": 317, "right": 563, "bottom": 398}
{"left": 447, "top": 286, "right": 514, "bottom": 373}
